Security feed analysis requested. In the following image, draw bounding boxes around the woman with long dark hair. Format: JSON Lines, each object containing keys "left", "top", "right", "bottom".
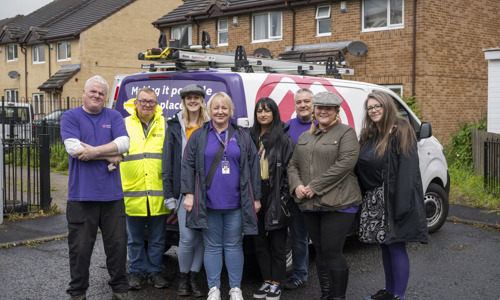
{"left": 249, "top": 98, "right": 294, "bottom": 300}
{"left": 357, "top": 90, "right": 428, "bottom": 300}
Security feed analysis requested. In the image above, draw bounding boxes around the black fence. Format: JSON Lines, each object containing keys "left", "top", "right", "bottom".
{"left": 484, "top": 138, "right": 500, "bottom": 195}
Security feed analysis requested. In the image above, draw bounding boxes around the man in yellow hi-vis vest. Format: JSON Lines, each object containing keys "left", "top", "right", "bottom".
{"left": 120, "top": 87, "right": 169, "bottom": 290}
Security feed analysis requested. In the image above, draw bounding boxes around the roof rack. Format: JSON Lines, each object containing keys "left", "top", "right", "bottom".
{"left": 138, "top": 31, "right": 354, "bottom": 78}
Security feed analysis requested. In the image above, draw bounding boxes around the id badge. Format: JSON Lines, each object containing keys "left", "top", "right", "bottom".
{"left": 222, "top": 160, "right": 230, "bottom": 174}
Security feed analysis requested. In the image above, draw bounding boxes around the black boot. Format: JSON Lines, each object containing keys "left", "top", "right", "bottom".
{"left": 316, "top": 262, "right": 330, "bottom": 300}
{"left": 329, "top": 268, "right": 349, "bottom": 300}
{"left": 177, "top": 272, "right": 191, "bottom": 296}
{"left": 189, "top": 271, "right": 205, "bottom": 297}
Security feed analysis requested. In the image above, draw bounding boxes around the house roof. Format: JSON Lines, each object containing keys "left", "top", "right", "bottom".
{"left": 1, "top": 0, "right": 137, "bottom": 44}
{"left": 38, "top": 65, "right": 81, "bottom": 92}
{"left": 152, "top": 0, "right": 326, "bottom": 28}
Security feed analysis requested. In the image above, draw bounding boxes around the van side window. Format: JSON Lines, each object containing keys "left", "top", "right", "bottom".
{"left": 392, "top": 97, "right": 419, "bottom": 132}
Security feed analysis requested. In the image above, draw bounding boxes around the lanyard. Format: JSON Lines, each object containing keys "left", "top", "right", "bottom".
{"left": 258, "top": 143, "right": 265, "bottom": 159}
{"left": 214, "top": 128, "right": 230, "bottom": 160}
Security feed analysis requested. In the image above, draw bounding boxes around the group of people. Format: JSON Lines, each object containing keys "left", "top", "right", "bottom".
{"left": 61, "top": 75, "right": 428, "bottom": 300}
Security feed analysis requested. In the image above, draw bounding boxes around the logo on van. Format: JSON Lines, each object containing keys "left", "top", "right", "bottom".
{"left": 255, "top": 75, "right": 355, "bottom": 130}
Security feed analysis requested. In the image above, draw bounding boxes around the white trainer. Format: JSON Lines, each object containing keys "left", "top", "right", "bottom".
{"left": 207, "top": 286, "right": 221, "bottom": 300}
{"left": 229, "top": 287, "right": 244, "bottom": 300}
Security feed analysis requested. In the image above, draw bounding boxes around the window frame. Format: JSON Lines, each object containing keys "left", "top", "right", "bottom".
{"left": 7, "top": 43, "right": 18, "bottom": 62}
{"left": 362, "top": 0, "right": 404, "bottom": 32}
{"left": 384, "top": 84, "right": 403, "bottom": 97}
{"left": 252, "top": 11, "right": 283, "bottom": 43}
{"left": 218, "top": 19, "right": 229, "bottom": 46}
{"left": 57, "top": 41, "right": 71, "bottom": 61}
{"left": 33, "top": 93, "right": 45, "bottom": 114}
{"left": 171, "top": 26, "right": 193, "bottom": 46}
{"left": 32, "top": 44, "right": 46, "bottom": 64}
{"left": 5, "top": 89, "right": 19, "bottom": 103}
{"left": 316, "top": 5, "right": 332, "bottom": 37}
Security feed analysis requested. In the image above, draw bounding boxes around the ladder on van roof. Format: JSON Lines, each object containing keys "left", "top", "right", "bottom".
{"left": 137, "top": 31, "right": 354, "bottom": 79}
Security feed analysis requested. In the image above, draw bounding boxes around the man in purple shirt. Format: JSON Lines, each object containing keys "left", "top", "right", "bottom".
{"left": 61, "top": 75, "right": 134, "bottom": 300}
{"left": 283, "top": 88, "right": 313, "bottom": 290}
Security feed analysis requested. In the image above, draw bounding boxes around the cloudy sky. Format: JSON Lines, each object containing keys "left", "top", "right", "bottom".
{"left": 0, "top": 0, "right": 54, "bottom": 20}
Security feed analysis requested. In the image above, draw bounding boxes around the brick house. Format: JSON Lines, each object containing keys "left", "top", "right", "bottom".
{"left": 0, "top": 0, "right": 181, "bottom": 117}
{"left": 151, "top": 0, "right": 500, "bottom": 141}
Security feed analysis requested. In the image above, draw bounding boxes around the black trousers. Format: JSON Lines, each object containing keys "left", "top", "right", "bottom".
{"left": 66, "top": 200, "right": 128, "bottom": 296}
{"left": 304, "top": 211, "right": 355, "bottom": 270}
{"left": 253, "top": 180, "right": 288, "bottom": 283}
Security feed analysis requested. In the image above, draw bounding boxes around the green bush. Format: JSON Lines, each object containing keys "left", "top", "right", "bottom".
{"left": 445, "top": 117, "right": 487, "bottom": 168}
{"left": 50, "top": 144, "right": 69, "bottom": 172}
{"left": 402, "top": 95, "right": 422, "bottom": 120}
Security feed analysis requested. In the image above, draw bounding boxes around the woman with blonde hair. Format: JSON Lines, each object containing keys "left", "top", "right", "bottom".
{"left": 162, "top": 84, "right": 208, "bottom": 297}
{"left": 181, "top": 92, "right": 262, "bottom": 300}
{"left": 357, "top": 90, "right": 428, "bottom": 300}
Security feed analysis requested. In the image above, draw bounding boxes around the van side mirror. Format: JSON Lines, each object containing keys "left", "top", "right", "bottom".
{"left": 419, "top": 122, "right": 432, "bottom": 140}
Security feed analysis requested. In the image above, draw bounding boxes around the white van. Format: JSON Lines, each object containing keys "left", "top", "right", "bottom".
{"left": 108, "top": 70, "right": 450, "bottom": 235}
{"left": 0, "top": 102, "right": 34, "bottom": 141}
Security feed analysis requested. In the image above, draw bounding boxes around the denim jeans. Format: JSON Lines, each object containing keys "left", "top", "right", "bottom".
{"left": 203, "top": 208, "right": 244, "bottom": 289}
{"left": 126, "top": 214, "right": 168, "bottom": 277}
{"left": 288, "top": 211, "right": 309, "bottom": 282}
{"left": 178, "top": 195, "right": 204, "bottom": 273}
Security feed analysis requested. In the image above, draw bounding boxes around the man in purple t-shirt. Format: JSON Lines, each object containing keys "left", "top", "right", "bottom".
{"left": 283, "top": 88, "right": 314, "bottom": 290}
{"left": 60, "top": 76, "right": 133, "bottom": 300}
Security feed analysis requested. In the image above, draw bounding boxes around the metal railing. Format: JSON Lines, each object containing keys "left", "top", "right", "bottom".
{"left": 484, "top": 138, "right": 500, "bottom": 195}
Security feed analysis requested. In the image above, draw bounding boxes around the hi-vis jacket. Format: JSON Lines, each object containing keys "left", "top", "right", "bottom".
{"left": 121, "top": 99, "right": 169, "bottom": 216}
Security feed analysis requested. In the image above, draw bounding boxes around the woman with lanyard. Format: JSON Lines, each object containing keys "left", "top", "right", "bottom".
{"left": 357, "top": 91, "right": 427, "bottom": 300}
{"left": 181, "top": 92, "right": 261, "bottom": 300}
{"left": 162, "top": 84, "right": 208, "bottom": 297}
{"left": 249, "top": 98, "right": 295, "bottom": 300}
{"left": 287, "top": 91, "right": 362, "bottom": 300}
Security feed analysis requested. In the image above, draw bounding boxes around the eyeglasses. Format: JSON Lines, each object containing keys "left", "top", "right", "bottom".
{"left": 366, "top": 104, "right": 383, "bottom": 113}
{"left": 137, "top": 100, "right": 157, "bottom": 106}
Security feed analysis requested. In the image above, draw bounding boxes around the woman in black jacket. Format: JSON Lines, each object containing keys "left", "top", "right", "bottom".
{"left": 356, "top": 91, "right": 428, "bottom": 300}
{"left": 249, "top": 98, "right": 295, "bottom": 300}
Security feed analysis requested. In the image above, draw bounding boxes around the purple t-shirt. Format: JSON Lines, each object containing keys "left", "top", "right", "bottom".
{"left": 60, "top": 106, "right": 128, "bottom": 201}
{"left": 204, "top": 122, "right": 241, "bottom": 209}
{"left": 286, "top": 117, "right": 312, "bottom": 144}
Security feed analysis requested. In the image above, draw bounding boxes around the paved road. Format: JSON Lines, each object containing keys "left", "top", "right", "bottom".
{"left": 1, "top": 221, "right": 499, "bottom": 300}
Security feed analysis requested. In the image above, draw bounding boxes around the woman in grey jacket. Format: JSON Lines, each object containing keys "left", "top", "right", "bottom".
{"left": 287, "top": 91, "right": 362, "bottom": 300}
{"left": 357, "top": 91, "right": 428, "bottom": 300}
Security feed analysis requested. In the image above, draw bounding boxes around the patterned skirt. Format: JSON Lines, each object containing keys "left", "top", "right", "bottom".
{"left": 358, "top": 186, "right": 386, "bottom": 244}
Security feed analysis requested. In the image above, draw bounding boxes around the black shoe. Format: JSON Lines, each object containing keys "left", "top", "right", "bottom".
{"left": 178, "top": 272, "right": 191, "bottom": 296}
{"left": 253, "top": 282, "right": 271, "bottom": 299}
{"left": 189, "top": 271, "right": 205, "bottom": 297}
{"left": 363, "top": 289, "right": 394, "bottom": 300}
{"left": 112, "top": 291, "right": 136, "bottom": 300}
{"left": 128, "top": 274, "right": 145, "bottom": 290}
{"left": 148, "top": 272, "right": 169, "bottom": 289}
{"left": 283, "top": 278, "right": 306, "bottom": 290}
{"left": 69, "top": 294, "right": 86, "bottom": 300}
{"left": 266, "top": 284, "right": 281, "bottom": 300}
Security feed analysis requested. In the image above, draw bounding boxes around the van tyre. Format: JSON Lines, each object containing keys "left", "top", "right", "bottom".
{"left": 425, "top": 183, "right": 449, "bottom": 234}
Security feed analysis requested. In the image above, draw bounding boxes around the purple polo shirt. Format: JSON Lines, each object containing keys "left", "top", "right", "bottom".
{"left": 286, "top": 117, "right": 312, "bottom": 144}
{"left": 204, "top": 122, "right": 241, "bottom": 209}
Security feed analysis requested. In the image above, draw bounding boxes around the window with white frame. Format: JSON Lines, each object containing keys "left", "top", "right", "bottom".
{"left": 363, "top": 0, "right": 403, "bottom": 31}
{"left": 171, "top": 26, "right": 192, "bottom": 45}
{"left": 57, "top": 41, "right": 71, "bottom": 61}
{"left": 384, "top": 84, "right": 403, "bottom": 96}
{"left": 7, "top": 44, "right": 18, "bottom": 61}
{"left": 5, "top": 89, "right": 19, "bottom": 103}
{"left": 218, "top": 19, "right": 228, "bottom": 46}
{"left": 33, "top": 93, "right": 45, "bottom": 114}
{"left": 252, "top": 11, "right": 282, "bottom": 42}
{"left": 316, "top": 5, "right": 331, "bottom": 36}
{"left": 32, "top": 45, "right": 46, "bottom": 64}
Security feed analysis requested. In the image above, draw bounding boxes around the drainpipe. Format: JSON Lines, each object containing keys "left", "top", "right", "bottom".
{"left": 45, "top": 42, "right": 51, "bottom": 77}
{"left": 287, "top": 2, "right": 296, "bottom": 50}
{"left": 20, "top": 45, "right": 28, "bottom": 103}
{"left": 412, "top": 0, "right": 417, "bottom": 96}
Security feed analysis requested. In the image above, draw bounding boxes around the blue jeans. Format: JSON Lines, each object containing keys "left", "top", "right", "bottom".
{"left": 288, "top": 211, "right": 309, "bottom": 282}
{"left": 178, "top": 195, "right": 204, "bottom": 273}
{"left": 203, "top": 208, "right": 243, "bottom": 289}
{"left": 126, "top": 214, "right": 168, "bottom": 277}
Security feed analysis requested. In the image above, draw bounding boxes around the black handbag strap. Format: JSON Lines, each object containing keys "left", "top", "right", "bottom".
{"left": 206, "top": 125, "right": 235, "bottom": 188}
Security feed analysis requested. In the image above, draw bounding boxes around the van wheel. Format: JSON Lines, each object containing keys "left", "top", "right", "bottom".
{"left": 425, "top": 183, "right": 449, "bottom": 234}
